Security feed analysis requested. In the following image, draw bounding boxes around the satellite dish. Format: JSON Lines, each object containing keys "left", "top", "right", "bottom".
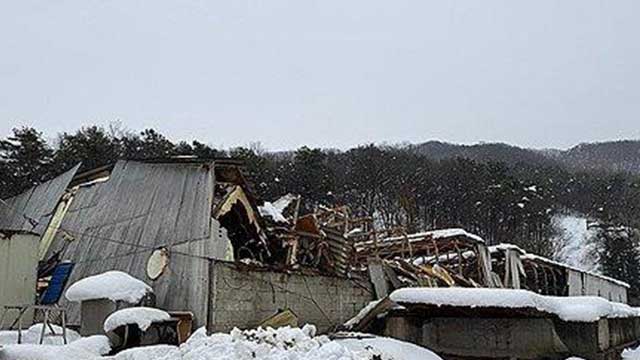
{"left": 146, "top": 248, "right": 169, "bottom": 280}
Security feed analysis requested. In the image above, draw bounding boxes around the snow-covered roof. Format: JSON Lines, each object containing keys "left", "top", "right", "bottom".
{"left": 65, "top": 271, "right": 152, "bottom": 303}
{"left": 358, "top": 228, "right": 485, "bottom": 248}
{"left": 103, "top": 307, "right": 171, "bottom": 333}
{"left": 488, "top": 243, "right": 526, "bottom": 254}
{"left": 389, "top": 287, "right": 638, "bottom": 322}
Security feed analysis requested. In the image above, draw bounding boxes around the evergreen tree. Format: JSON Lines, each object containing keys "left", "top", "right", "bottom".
{"left": 0, "top": 127, "right": 53, "bottom": 198}
{"left": 598, "top": 226, "right": 640, "bottom": 300}
{"left": 54, "top": 126, "right": 120, "bottom": 172}
{"left": 121, "top": 129, "right": 175, "bottom": 160}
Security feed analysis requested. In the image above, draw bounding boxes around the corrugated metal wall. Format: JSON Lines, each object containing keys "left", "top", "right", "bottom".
{"left": 47, "top": 160, "right": 218, "bottom": 326}
{"left": 0, "top": 164, "right": 80, "bottom": 234}
{"left": 567, "top": 269, "right": 628, "bottom": 303}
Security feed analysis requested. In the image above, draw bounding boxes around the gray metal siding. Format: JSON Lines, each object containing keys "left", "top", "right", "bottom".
{"left": 48, "top": 160, "right": 215, "bottom": 325}
{"left": 0, "top": 164, "right": 80, "bottom": 233}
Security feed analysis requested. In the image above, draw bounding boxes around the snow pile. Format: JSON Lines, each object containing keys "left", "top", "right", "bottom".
{"left": 1, "top": 325, "right": 440, "bottom": 360}
{"left": 104, "top": 307, "right": 171, "bottom": 333}
{"left": 0, "top": 323, "right": 81, "bottom": 345}
{"left": 337, "top": 335, "right": 442, "bottom": 360}
{"left": 258, "top": 202, "right": 288, "bottom": 223}
{"left": 110, "top": 344, "right": 181, "bottom": 359}
{"left": 623, "top": 345, "right": 640, "bottom": 359}
{"left": 99, "top": 325, "right": 439, "bottom": 360}
{"left": 65, "top": 271, "right": 152, "bottom": 303}
{"left": 259, "top": 194, "right": 296, "bottom": 223}
{"left": 389, "top": 288, "right": 639, "bottom": 322}
{"left": 552, "top": 213, "right": 600, "bottom": 273}
{"left": 0, "top": 335, "right": 110, "bottom": 360}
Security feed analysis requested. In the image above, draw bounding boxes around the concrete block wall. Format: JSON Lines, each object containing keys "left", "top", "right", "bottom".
{"left": 208, "top": 261, "right": 373, "bottom": 333}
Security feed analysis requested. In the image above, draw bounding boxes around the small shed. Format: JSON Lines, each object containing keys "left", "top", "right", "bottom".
{"left": 0, "top": 230, "right": 40, "bottom": 328}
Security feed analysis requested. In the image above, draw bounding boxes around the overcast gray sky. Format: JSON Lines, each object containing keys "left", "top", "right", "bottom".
{"left": 1, "top": 1, "right": 639, "bottom": 150}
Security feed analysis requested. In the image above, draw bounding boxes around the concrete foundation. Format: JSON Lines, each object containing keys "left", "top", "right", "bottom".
{"left": 382, "top": 312, "right": 640, "bottom": 360}
{"left": 207, "top": 261, "right": 374, "bottom": 333}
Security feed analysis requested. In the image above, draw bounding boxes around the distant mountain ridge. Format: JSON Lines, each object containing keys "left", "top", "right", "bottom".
{"left": 410, "top": 140, "right": 640, "bottom": 174}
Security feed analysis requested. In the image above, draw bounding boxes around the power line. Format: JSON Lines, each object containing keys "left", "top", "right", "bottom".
{"left": 0, "top": 195, "right": 213, "bottom": 254}
{"left": 2, "top": 182, "right": 351, "bottom": 319}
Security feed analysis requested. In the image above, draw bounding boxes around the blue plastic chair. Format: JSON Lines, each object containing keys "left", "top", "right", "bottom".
{"left": 0, "top": 261, "right": 75, "bottom": 344}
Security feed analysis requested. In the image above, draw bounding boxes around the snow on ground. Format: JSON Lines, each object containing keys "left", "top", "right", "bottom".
{"left": 104, "top": 307, "right": 171, "bottom": 333}
{"left": 552, "top": 213, "right": 600, "bottom": 273}
{"left": 0, "top": 323, "right": 81, "bottom": 345}
{"left": 0, "top": 335, "right": 110, "bottom": 360}
{"left": 1, "top": 325, "right": 438, "bottom": 360}
{"left": 337, "top": 335, "right": 442, "bottom": 360}
{"left": 106, "top": 345, "right": 180, "bottom": 360}
{"left": 65, "top": 271, "right": 152, "bottom": 303}
{"left": 389, "top": 287, "right": 638, "bottom": 322}
{"left": 103, "top": 325, "right": 439, "bottom": 360}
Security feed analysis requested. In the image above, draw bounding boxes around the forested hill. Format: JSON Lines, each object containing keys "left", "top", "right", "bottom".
{"left": 559, "top": 140, "right": 640, "bottom": 174}
{"left": 411, "top": 141, "right": 557, "bottom": 167}
{"left": 2, "top": 126, "right": 640, "bottom": 293}
{"left": 412, "top": 140, "right": 640, "bottom": 174}
{"left": 1, "top": 126, "right": 640, "bottom": 243}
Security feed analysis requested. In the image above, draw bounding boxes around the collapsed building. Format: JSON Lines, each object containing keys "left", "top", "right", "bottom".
{"left": 0, "top": 158, "right": 372, "bottom": 332}
{"left": 0, "top": 157, "right": 636, "bottom": 358}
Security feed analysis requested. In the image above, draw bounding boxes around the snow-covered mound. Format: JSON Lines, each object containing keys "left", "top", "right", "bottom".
{"left": 623, "top": 345, "right": 640, "bottom": 359}
{"left": 65, "top": 271, "right": 152, "bottom": 303}
{"left": 0, "top": 335, "right": 110, "bottom": 360}
{"left": 110, "top": 344, "right": 181, "bottom": 359}
{"left": 338, "top": 335, "right": 441, "bottom": 360}
{"left": 0, "top": 323, "right": 81, "bottom": 346}
{"left": 1, "top": 324, "right": 439, "bottom": 360}
{"left": 109, "top": 325, "right": 441, "bottom": 360}
{"left": 104, "top": 307, "right": 171, "bottom": 333}
{"left": 390, "top": 288, "right": 638, "bottom": 322}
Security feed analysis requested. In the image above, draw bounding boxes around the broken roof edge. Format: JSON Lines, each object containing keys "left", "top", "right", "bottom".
{"left": 356, "top": 228, "right": 485, "bottom": 248}
{"left": 1, "top": 162, "right": 82, "bottom": 201}
{"left": 487, "top": 242, "right": 629, "bottom": 288}
{"left": 71, "top": 157, "right": 246, "bottom": 183}
{"left": 521, "top": 253, "right": 631, "bottom": 288}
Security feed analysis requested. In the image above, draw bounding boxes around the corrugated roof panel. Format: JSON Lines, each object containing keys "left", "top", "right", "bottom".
{"left": 45, "top": 160, "right": 215, "bottom": 324}
{"left": 0, "top": 164, "right": 80, "bottom": 233}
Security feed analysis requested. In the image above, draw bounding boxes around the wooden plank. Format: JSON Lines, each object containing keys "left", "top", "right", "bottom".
{"left": 367, "top": 258, "right": 390, "bottom": 299}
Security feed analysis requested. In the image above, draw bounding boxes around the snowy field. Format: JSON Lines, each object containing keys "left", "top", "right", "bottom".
{"left": 0, "top": 324, "right": 442, "bottom": 360}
